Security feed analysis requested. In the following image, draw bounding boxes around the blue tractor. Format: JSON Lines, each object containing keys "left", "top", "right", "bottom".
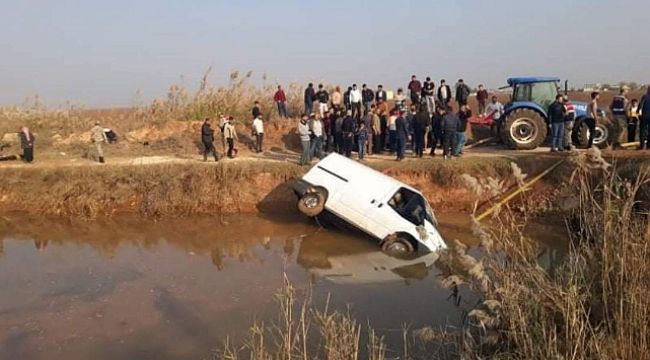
{"left": 500, "top": 77, "right": 610, "bottom": 150}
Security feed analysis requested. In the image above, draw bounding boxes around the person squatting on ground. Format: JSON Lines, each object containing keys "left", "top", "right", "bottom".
{"left": 548, "top": 95, "right": 567, "bottom": 152}
{"left": 441, "top": 106, "right": 460, "bottom": 159}
{"left": 585, "top": 92, "right": 600, "bottom": 149}
{"left": 223, "top": 117, "right": 238, "bottom": 158}
{"left": 395, "top": 111, "right": 409, "bottom": 161}
{"left": 298, "top": 115, "right": 312, "bottom": 165}
{"left": 609, "top": 87, "right": 629, "bottom": 148}
{"left": 628, "top": 99, "right": 640, "bottom": 143}
{"left": 638, "top": 87, "right": 650, "bottom": 150}
{"left": 201, "top": 118, "right": 219, "bottom": 162}
{"left": 252, "top": 115, "right": 264, "bottom": 153}
{"left": 356, "top": 122, "right": 369, "bottom": 161}
{"left": 454, "top": 105, "right": 471, "bottom": 156}
{"left": 273, "top": 85, "right": 289, "bottom": 118}
{"left": 91, "top": 121, "right": 108, "bottom": 163}
{"left": 316, "top": 84, "right": 329, "bottom": 118}
{"left": 413, "top": 105, "right": 429, "bottom": 158}
{"left": 341, "top": 110, "right": 356, "bottom": 158}
{"left": 19, "top": 126, "right": 34, "bottom": 163}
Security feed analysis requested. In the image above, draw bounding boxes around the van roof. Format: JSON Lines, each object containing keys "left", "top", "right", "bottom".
{"left": 308, "top": 153, "right": 419, "bottom": 194}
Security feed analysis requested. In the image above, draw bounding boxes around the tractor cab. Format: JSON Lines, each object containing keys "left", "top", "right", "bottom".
{"left": 507, "top": 77, "right": 562, "bottom": 114}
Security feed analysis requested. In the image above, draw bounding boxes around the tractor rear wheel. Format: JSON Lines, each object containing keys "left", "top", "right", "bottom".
{"left": 574, "top": 118, "right": 611, "bottom": 149}
{"left": 502, "top": 109, "right": 548, "bottom": 150}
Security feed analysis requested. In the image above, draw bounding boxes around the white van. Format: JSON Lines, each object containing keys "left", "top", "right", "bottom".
{"left": 292, "top": 153, "right": 447, "bottom": 254}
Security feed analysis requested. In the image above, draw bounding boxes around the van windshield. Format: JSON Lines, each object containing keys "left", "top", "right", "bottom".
{"left": 388, "top": 188, "right": 434, "bottom": 226}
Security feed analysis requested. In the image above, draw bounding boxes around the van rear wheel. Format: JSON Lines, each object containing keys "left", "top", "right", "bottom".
{"left": 297, "top": 190, "right": 325, "bottom": 217}
{"left": 381, "top": 235, "right": 415, "bottom": 255}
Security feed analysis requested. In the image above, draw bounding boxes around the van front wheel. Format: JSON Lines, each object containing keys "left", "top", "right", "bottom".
{"left": 381, "top": 235, "right": 415, "bottom": 255}
{"left": 298, "top": 190, "right": 325, "bottom": 217}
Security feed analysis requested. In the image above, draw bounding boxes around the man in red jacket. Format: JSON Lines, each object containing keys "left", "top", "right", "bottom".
{"left": 274, "top": 85, "right": 289, "bottom": 118}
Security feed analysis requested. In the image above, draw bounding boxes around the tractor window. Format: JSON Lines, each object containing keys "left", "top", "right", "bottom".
{"left": 388, "top": 188, "right": 433, "bottom": 226}
{"left": 530, "top": 82, "right": 558, "bottom": 111}
{"left": 513, "top": 84, "right": 532, "bottom": 102}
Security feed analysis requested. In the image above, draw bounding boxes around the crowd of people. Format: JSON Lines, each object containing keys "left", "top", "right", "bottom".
{"left": 6, "top": 77, "right": 650, "bottom": 166}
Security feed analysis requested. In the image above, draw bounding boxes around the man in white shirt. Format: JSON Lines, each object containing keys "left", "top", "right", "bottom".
{"left": 309, "top": 114, "right": 324, "bottom": 159}
{"left": 350, "top": 84, "right": 363, "bottom": 119}
{"left": 252, "top": 115, "right": 264, "bottom": 153}
{"left": 485, "top": 96, "right": 505, "bottom": 138}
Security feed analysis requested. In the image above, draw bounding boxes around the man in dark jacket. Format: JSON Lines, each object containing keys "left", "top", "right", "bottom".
{"left": 413, "top": 105, "right": 429, "bottom": 158}
{"left": 343, "top": 86, "right": 352, "bottom": 110}
{"left": 441, "top": 106, "right": 460, "bottom": 159}
{"left": 316, "top": 84, "right": 330, "bottom": 117}
{"left": 438, "top": 79, "right": 452, "bottom": 106}
{"left": 430, "top": 106, "right": 445, "bottom": 156}
{"left": 548, "top": 95, "right": 567, "bottom": 152}
{"left": 304, "top": 83, "right": 315, "bottom": 115}
{"left": 201, "top": 118, "right": 219, "bottom": 162}
{"left": 362, "top": 84, "right": 375, "bottom": 114}
{"left": 341, "top": 110, "right": 356, "bottom": 158}
{"left": 408, "top": 75, "right": 422, "bottom": 105}
{"left": 455, "top": 79, "right": 471, "bottom": 106}
{"left": 376, "top": 85, "right": 387, "bottom": 103}
{"left": 252, "top": 101, "right": 261, "bottom": 119}
{"left": 638, "top": 87, "right": 650, "bottom": 150}
{"left": 395, "top": 111, "right": 409, "bottom": 161}
{"left": 476, "top": 84, "right": 489, "bottom": 114}
{"left": 454, "top": 105, "right": 471, "bottom": 156}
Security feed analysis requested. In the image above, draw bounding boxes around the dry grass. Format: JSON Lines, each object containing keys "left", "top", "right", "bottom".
{"left": 0, "top": 161, "right": 303, "bottom": 218}
{"left": 439, "top": 148, "right": 650, "bottom": 359}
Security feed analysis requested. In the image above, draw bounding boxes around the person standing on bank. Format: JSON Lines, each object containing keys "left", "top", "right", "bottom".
{"left": 252, "top": 101, "right": 261, "bottom": 119}
{"left": 609, "top": 87, "right": 629, "bottom": 148}
{"left": 638, "top": 87, "right": 650, "bottom": 150}
{"left": 454, "top": 105, "right": 471, "bottom": 156}
{"left": 309, "top": 114, "right": 324, "bottom": 160}
{"left": 438, "top": 79, "right": 452, "bottom": 107}
{"left": 356, "top": 122, "right": 369, "bottom": 161}
{"left": 371, "top": 106, "right": 382, "bottom": 155}
{"left": 341, "top": 110, "right": 356, "bottom": 158}
{"left": 408, "top": 75, "right": 422, "bottom": 105}
{"left": 455, "top": 79, "right": 471, "bottom": 107}
{"left": 298, "top": 115, "right": 312, "bottom": 165}
{"left": 476, "top": 84, "right": 489, "bottom": 115}
{"left": 628, "top": 99, "right": 640, "bottom": 143}
{"left": 19, "top": 126, "right": 35, "bottom": 163}
{"left": 413, "top": 105, "right": 429, "bottom": 158}
{"left": 422, "top": 77, "right": 436, "bottom": 114}
{"left": 304, "top": 83, "right": 316, "bottom": 115}
{"left": 223, "top": 117, "right": 238, "bottom": 158}
{"left": 350, "top": 84, "right": 363, "bottom": 119}
{"left": 273, "top": 85, "right": 289, "bottom": 118}
{"left": 430, "top": 106, "right": 445, "bottom": 156}
{"left": 375, "top": 85, "right": 387, "bottom": 103}
{"left": 331, "top": 86, "right": 342, "bottom": 111}
{"left": 91, "top": 121, "right": 108, "bottom": 163}
{"left": 548, "top": 95, "right": 567, "bottom": 152}
{"left": 585, "top": 92, "right": 600, "bottom": 149}
{"left": 252, "top": 115, "right": 264, "bottom": 153}
{"left": 395, "top": 111, "right": 409, "bottom": 161}
{"left": 201, "top": 118, "right": 219, "bottom": 161}
{"left": 362, "top": 84, "right": 375, "bottom": 114}
{"left": 441, "top": 106, "right": 460, "bottom": 159}
{"left": 316, "top": 84, "right": 330, "bottom": 118}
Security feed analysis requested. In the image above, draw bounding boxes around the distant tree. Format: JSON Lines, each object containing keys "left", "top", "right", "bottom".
{"left": 602, "top": 84, "right": 612, "bottom": 91}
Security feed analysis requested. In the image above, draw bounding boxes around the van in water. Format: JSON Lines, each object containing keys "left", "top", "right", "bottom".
{"left": 292, "top": 153, "right": 447, "bottom": 254}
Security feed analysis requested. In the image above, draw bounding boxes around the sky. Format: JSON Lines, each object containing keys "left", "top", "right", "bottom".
{"left": 1, "top": 0, "right": 649, "bottom": 107}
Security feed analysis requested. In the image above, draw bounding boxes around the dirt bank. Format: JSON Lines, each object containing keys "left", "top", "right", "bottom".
{"left": 0, "top": 156, "right": 564, "bottom": 219}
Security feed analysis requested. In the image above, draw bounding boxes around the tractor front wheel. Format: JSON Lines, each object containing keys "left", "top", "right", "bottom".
{"left": 501, "top": 109, "right": 548, "bottom": 150}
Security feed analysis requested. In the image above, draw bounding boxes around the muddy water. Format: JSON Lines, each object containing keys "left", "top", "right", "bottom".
{"left": 0, "top": 213, "right": 566, "bottom": 360}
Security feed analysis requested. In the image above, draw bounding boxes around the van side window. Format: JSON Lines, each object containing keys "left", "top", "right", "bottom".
{"left": 388, "top": 188, "right": 428, "bottom": 226}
